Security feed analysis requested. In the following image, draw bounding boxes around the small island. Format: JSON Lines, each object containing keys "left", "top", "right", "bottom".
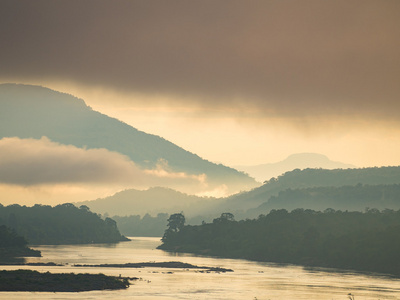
{"left": 74, "top": 261, "right": 233, "bottom": 273}
{"left": 0, "top": 270, "right": 131, "bottom": 292}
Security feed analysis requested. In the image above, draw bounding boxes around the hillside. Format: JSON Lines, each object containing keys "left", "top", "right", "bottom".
{"left": 219, "top": 166, "right": 400, "bottom": 215}
{"left": 253, "top": 184, "right": 400, "bottom": 216}
{"left": 76, "top": 187, "right": 223, "bottom": 217}
{"left": 235, "top": 153, "right": 355, "bottom": 182}
{"left": 83, "top": 166, "right": 400, "bottom": 222}
{"left": 0, "top": 83, "right": 257, "bottom": 194}
{"left": 79, "top": 167, "right": 400, "bottom": 237}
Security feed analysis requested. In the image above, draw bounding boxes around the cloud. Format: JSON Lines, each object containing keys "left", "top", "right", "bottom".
{"left": 144, "top": 158, "right": 206, "bottom": 182}
{"left": 1, "top": 0, "right": 399, "bottom": 121}
{"left": 0, "top": 137, "right": 206, "bottom": 188}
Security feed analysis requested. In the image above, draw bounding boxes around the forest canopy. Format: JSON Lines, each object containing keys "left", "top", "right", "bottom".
{"left": 159, "top": 209, "right": 400, "bottom": 277}
{"left": 0, "top": 203, "right": 128, "bottom": 244}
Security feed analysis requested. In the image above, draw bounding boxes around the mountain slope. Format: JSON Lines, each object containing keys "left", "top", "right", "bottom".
{"left": 76, "top": 187, "right": 222, "bottom": 217}
{"left": 219, "top": 166, "right": 400, "bottom": 215}
{"left": 79, "top": 166, "right": 400, "bottom": 219}
{"left": 255, "top": 184, "right": 400, "bottom": 214}
{"left": 235, "top": 153, "right": 355, "bottom": 182}
{"left": 0, "top": 83, "right": 257, "bottom": 194}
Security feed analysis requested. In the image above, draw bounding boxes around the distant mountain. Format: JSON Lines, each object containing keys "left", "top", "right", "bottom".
{"left": 80, "top": 166, "right": 400, "bottom": 219}
{"left": 235, "top": 153, "right": 355, "bottom": 182}
{"left": 79, "top": 166, "right": 400, "bottom": 237}
{"left": 76, "top": 187, "right": 223, "bottom": 217}
{"left": 0, "top": 83, "right": 257, "bottom": 194}
{"left": 218, "top": 166, "right": 400, "bottom": 216}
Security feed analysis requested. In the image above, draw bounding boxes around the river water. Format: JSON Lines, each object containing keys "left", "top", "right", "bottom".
{"left": 1, "top": 237, "right": 400, "bottom": 299}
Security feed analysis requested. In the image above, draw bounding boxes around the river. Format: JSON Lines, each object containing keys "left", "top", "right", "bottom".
{"left": 1, "top": 237, "right": 400, "bottom": 299}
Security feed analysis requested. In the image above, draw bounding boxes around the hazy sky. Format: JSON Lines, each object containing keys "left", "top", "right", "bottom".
{"left": 1, "top": 0, "right": 400, "bottom": 168}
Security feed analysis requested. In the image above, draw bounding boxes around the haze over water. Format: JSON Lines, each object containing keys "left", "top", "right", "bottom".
{"left": 2, "top": 238, "right": 400, "bottom": 300}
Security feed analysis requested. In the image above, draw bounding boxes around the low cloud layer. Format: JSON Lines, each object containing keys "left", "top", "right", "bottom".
{"left": 0, "top": 137, "right": 206, "bottom": 188}
{"left": 1, "top": 0, "right": 400, "bottom": 121}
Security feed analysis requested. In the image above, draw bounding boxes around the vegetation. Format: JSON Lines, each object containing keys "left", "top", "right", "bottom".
{"left": 0, "top": 269, "right": 130, "bottom": 292}
{"left": 0, "top": 225, "right": 40, "bottom": 262}
{"left": 0, "top": 203, "right": 129, "bottom": 244}
{"left": 79, "top": 167, "right": 400, "bottom": 227}
{"left": 159, "top": 210, "right": 400, "bottom": 276}
{"left": 113, "top": 213, "right": 218, "bottom": 237}
{"left": 161, "top": 213, "right": 187, "bottom": 244}
{"left": 253, "top": 184, "right": 400, "bottom": 215}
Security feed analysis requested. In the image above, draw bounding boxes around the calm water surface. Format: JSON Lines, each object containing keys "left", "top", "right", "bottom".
{"left": 1, "top": 237, "right": 400, "bottom": 299}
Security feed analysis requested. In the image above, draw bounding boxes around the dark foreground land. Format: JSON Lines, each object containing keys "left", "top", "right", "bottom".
{"left": 0, "top": 269, "right": 131, "bottom": 292}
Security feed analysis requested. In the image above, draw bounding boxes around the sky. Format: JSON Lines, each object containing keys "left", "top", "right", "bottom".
{"left": 1, "top": 0, "right": 400, "bottom": 173}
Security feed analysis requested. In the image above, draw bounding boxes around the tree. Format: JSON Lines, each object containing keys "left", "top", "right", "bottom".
{"left": 213, "top": 212, "right": 235, "bottom": 223}
{"left": 161, "top": 213, "right": 185, "bottom": 244}
{"left": 79, "top": 205, "right": 90, "bottom": 211}
{"left": 105, "top": 217, "right": 117, "bottom": 229}
{"left": 166, "top": 213, "right": 185, "bottom": 232}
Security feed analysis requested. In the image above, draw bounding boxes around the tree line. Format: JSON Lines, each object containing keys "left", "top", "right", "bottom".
{"left": 159, "top": 209, "right": 400, "bottom": 276}
{"left": 0, "top": 203, "right": 129, "bottom": 244}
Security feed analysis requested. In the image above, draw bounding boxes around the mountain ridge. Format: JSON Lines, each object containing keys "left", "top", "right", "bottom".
{"left": 0, "top": 83, "right": 258, "bottom": 195}
{"left": 220, "top": 165, "right": 400, "bottom": 217}
{"left": 235, "top": 152, "right": 355, "bottom": 182}
{"left": 75, "top": 186, "right": 222, "bottom": 217}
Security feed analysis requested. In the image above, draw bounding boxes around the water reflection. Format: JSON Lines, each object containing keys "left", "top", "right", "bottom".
{"left": 1, "top": 237, "right": 400, "bottom": 299}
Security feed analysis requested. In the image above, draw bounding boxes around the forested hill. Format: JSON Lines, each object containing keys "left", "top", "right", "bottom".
{"left": 0, "top": 84, "right": 257, "bottom": 194}
{"left": 76, "top": 187, "right": 222, "bottom": 217}
{"left": 252, "top": 184, "right": 400, "bottom": 216}
{"left": 159, "top": 209, "right": 400, "bottom": 277}
{"left": 0, "top": 203, "right": 128, "bottom": 244}
{"left": 221, "top": 166, "right": 400, "bottom": 212}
